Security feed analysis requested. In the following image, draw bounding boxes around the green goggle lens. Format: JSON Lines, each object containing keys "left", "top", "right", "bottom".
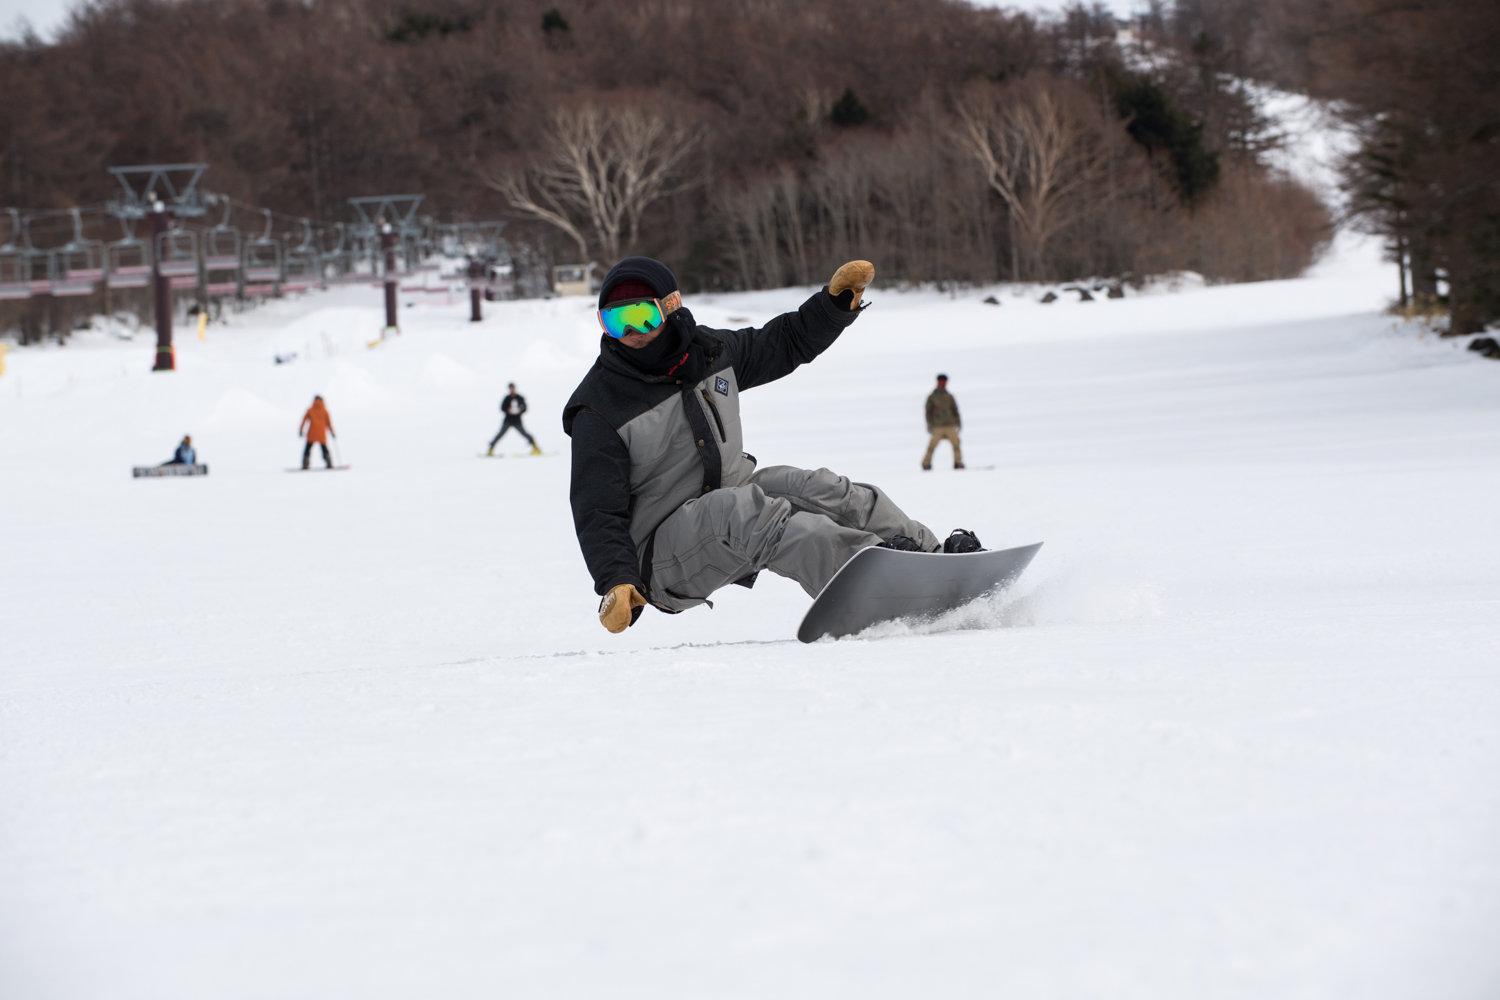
{"left": 599, "top": 298, "right": 665, "bottom": 339}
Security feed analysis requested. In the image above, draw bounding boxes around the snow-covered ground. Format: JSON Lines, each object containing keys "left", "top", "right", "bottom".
{"left": 2, "top": 237, "right": 1498, "bottom": 999}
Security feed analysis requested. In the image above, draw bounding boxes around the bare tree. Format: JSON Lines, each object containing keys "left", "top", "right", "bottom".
{"left": 489, "top": 104, "right": 702, "bottom": 263}
{"left": 956, "top": 77, "right": 1109, "bottom": 280}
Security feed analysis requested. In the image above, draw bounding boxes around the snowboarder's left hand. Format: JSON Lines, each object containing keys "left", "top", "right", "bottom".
{"left": 599, "top": 583, "right": 648, "bottom": 633}
{"left": 828, "top": 260, "right": 874, "bottom": 310}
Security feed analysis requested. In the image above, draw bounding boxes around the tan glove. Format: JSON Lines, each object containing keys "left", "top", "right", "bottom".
{"left": 598, "top": 583, "right": 649, "bottom": 633}
{"left": 828, "top": 260, "right": 875, "bottom": 310}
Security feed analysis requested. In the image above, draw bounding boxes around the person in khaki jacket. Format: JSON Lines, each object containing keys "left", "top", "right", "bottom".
{"left": 922, "top": 374, "right": 964, "bottom": 470}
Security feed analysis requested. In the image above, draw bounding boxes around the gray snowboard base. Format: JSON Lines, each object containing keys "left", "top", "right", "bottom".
{"left": 133, "top": 464, "right": 208, "bottom": 478}
{"left": 797, "top": 542, "right": 1043, "bottom": 643}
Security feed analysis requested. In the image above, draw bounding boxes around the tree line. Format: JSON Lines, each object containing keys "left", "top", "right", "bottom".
{"left": 0, "top": 0, "right": 1331, "bottom": 317}
{"left": 1157, "top": 0, "right": 1499, "bottom": 334}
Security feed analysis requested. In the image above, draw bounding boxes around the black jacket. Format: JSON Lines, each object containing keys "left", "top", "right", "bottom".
{"left": 501, "top": 393, "right": 527, "bottom": 417}
{"left": 563, "top": 288, "right": 860, "bottom": 595}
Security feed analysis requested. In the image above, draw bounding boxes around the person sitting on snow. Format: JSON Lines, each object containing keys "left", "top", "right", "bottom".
{"left": 162, "top": 435, "right": 196, "bottom": 466}
{"left": 564, "top": 256, "right": 984, "bottom": 634}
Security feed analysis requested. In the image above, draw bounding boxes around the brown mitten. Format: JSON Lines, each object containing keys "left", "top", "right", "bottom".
{"left": 598, "top": 583, "right": 649, "bottom": 633}
{"left": 828, "top": 260, "right": 875, "bottom": 310}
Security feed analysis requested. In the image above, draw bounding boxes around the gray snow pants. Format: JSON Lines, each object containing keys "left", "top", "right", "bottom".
{"left": 647, "top": 465, "right": 939, "bottom": 612}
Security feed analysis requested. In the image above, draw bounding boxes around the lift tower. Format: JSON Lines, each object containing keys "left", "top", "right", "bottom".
{"left": 107, "top": 163, "right": 208, "bottom": 370}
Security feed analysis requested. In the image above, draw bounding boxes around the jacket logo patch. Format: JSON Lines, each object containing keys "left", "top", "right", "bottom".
{"left": 714, "top": 377, "right": 729, "bottom": 396}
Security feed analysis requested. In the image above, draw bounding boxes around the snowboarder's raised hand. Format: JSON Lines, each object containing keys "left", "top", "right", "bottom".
{"left": 828, "top": 260, "right": 874, "bottom": 310}
{"left": 599, "top": 583, "right": 648, "bottom": 633}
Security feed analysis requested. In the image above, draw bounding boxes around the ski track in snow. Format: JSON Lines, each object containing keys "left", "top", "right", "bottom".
{"left": 2, "top": 234, "right": 1500, "bottom": 999}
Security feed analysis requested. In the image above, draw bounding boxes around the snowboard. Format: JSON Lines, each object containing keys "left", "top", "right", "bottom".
{"left": 132, "top": 464, "right": 208, "bottom": 478}
{"left": 285, "top": 465, "right": 351, "bottom": 472}
{"left": 797, "top": 541, "right": 1043, "bottom": 643}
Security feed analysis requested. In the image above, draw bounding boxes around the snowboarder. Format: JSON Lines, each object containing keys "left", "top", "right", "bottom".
{"left": 922, "top": 374, "right": 964, "bottom": 470}
{"left": 564, "top": 256, "right": 983, "bottom": 634}
{"left": 488, "top": 382, "right": 540, "bottom": 456}
{"left": 299, "top": 395, "right": 336, "bottom": 469}
{"left": 161, "top": 435, "right": 196, "bottom": 466}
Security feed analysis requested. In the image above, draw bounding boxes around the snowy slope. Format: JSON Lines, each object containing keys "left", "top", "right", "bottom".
{"left": 2, "top": 239, "right": 1498, "bottom": 999}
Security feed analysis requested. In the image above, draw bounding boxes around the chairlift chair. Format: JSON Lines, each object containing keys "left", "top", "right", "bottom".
{"left": 316, "top": 223, "right": 351, "bottom": 283}
{"left": 15, "top": 217, "right": 51, "bottom": 295}
{"left": 50, "top": 208, "right": 104, "bottom": 296}
{"left": 203, "top": 196, "right": 243, "bottom": 297}
{"left": 436, "top": 224, "right": 464, "bottom": 260}
{"left": 242, "top": 209, "right": 282, "bottom": 296}
{"left": 0, "top": 209, "right": 31, "bottom": 300}
{"left": 106, "top": 217, "right": 152, "bottom": 290}
{"left": 156, "top": 224, "right": 200, "bottom": 290}
{"left": 279, "top": 219, "right": 317, "bottom": 294}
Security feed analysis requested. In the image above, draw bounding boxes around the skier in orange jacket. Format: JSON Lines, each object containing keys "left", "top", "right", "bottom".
{"left": 299, "top": 396, "right": 336, "bottom": 469}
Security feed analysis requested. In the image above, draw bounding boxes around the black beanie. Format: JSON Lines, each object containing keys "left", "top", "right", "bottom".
{"left": 598, "top": 257, "right": 679, "bottom": 310}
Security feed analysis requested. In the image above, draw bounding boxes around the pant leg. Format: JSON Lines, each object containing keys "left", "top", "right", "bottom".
{"left": 922, "top": 431, "right": 942, "bottom": 468}
{"left": 943, "top": 426, "right": 963, "bottom": 466}
{"left": 515, "top": 418, "right": 537, "bottom": 447}
{"left": 749, "top": 465, "right": 939, "bottom": 552}
{"left": 320, "top": 443, "right": 333, "bottom": 467}
{"left": 488, "top": 424, "right": 505, "bottom": 450}
{"left": 649, "top": 483, "right": 883, "bottom": 608}
{"left": 302, "top": 441, "right": 313, "bottom": 468}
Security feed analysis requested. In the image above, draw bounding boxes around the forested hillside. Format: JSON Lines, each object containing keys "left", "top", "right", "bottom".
{"left": 1156, "top": 0, "right": 1499, "bottom": 333}
{"left": 0, "top": 0, "right": 1328, "bottom": 295}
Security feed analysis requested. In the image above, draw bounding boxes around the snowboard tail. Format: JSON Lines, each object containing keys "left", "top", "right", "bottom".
{"left": 797, "top": 542, "right": 1042, "bottom": 643}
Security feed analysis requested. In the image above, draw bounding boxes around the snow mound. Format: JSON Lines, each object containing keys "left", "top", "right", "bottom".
{"left": 418, "top": 353, "right": 483, "bottom": 390}
{"left": 522, "top": 339, "right": 585, "bottom": 373}
{"left": 321, "top": 362, "right": 394, "bottom": 411}
{"left": 202, "top": 387, "right": 292, "bottom": 429}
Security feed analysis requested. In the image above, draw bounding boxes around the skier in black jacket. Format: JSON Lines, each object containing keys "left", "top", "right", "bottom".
{"left": 564, "top": 256, "right": 977, "bottom": 634}
{"left": 488, "top": 383, "right": 540, "bottom": 456}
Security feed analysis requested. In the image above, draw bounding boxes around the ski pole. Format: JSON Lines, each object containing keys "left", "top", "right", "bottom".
{"left": 332, "top": 437, "right": 344, "bottom": 468}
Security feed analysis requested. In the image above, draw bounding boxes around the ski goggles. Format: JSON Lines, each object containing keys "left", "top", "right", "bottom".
{"left": 598, "top": 290, "right": 682, "bottom": 339}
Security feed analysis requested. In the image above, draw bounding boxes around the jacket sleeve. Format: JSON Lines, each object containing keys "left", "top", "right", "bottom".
{"left": 954, "top": 397, "right": 961, "bottom": 427}
{"left": 569, "top": 408, "right": 645, "bottom": 596}
{"left": 925, "top": 394, "right": 934, "bottom": 428}
{"left": 299, "top": 411, "right": 309, "bottom": 435}
{"left": 518, "top": 396, "right": 528, "bottom": 416}
{"left": 717, "top": 289, "right": 861, "bottom": 390}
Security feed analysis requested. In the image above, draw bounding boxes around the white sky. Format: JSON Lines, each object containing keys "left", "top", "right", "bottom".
{"left": 2, "top": 0, "right": 1140, "bottom": 44}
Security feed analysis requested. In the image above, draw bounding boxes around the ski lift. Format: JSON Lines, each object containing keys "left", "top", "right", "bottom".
{"left": 0, "top": 209, "right": 31, "bottom": 300}
{"left": 106, "top": 216, "right": 152, "bottom": 290}
{"left": 155, "top": 221, "right": 200, "bottom": 290}
{"left": 242, "top": 209, "right": 282, "bottom": 295}
{"left": 49, "top": 208, "right": 104, "bottom": 296}
{"left": 280, "top": 219, "right": 316, "bottom": 294}
{"left": 203, "top": 195, "right": 242, "bottom": 297}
